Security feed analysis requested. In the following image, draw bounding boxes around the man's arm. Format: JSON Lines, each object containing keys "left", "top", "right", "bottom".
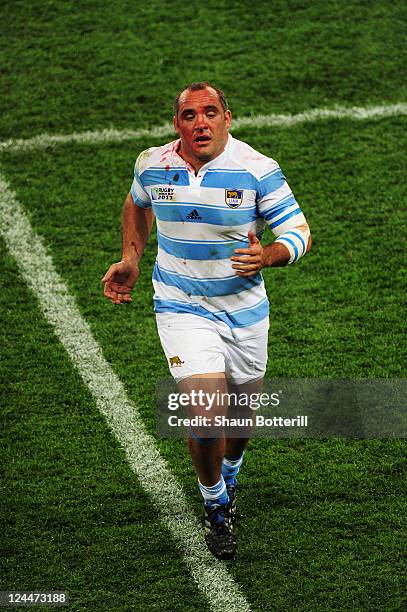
{"left": 102, "top": 193, "right": 154, "bottom": 304}
{"left": 232, "top": 160, "right": 312, "bottom": 274}
{"left": 261, "top": 223, "right": 312, "bottom": 268}
{"left": 121, "top": 192, "right": 154, "bottom": 264}
{"left": 231, "top": 224, "right": 312, "bottom": 276}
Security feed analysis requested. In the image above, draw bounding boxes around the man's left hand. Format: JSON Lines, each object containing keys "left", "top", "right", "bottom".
{"left": 231, "top": 231, "right": 263, "bottom": 277}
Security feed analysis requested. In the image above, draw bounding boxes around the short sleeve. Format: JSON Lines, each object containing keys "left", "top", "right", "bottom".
{"left": 130, "top": 153, "right": 152, "bottom": 209}
{"left": 257, "top": 165, "right": 306, "bottom": 236}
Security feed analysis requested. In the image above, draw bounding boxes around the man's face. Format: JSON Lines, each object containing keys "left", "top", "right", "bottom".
{"left": 173, "top": 87, "right": 232, "bottom": 166}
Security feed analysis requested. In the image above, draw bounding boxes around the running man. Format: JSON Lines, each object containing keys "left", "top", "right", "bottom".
{"left": 102, "top": 82, "right": 312, "bottom": 559}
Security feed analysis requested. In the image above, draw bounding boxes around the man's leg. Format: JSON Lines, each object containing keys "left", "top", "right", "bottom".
{"left": 187, "top": 436, "right": 225, "bottom": 485}
{"left": 224, "top": 377, "right": 264, "bottom": 459}
{"left": 178, "top": 372, "right": 228, "bottom": 487}
{"left": 222, "top": 377, "right": 264, "bottom": 521}
{"left": 178, "top": 372, "right": 236, "bottom": 559}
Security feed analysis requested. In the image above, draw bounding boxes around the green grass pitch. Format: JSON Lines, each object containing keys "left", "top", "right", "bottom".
{"left": 1, "top": 1, "right": 406, "bottom": 610}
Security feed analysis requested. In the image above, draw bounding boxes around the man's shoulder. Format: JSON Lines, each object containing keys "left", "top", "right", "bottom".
{"left": 229, "top": 136, "right": 280, "bottom": 181}
{"left": 135, "top": 140, "right": 179, "bottom": 175}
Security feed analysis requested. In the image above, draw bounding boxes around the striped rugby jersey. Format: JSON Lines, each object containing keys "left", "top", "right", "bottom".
{"left": 130, "top": 134, "right": 307, "bottom": 339}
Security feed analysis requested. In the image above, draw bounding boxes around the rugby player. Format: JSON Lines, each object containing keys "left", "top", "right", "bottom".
{"left": 102, "top": 82, "right": 312, "bottom": 560}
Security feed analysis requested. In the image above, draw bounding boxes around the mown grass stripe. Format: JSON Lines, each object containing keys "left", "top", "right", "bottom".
{"left": 0, "top": 172, "right": 251, "bottom": 612}
{"left": 1, "top": 102, "right": 406, "bottom": 153}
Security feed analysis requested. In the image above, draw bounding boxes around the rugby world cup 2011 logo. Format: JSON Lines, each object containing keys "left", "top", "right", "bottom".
{"left": 225, "top": 189, "right": 243, "bottom": 208}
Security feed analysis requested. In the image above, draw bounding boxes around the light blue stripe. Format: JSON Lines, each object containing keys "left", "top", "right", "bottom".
{"left": 152, "top": 202, "right": 257, "bottom": 225}
{"left": 201, "top": 171, "right": 257, "bottom": 190}
{"left": 157, "top": 231, "right": 249, "bottom": 260}
{"left": 284, "top": 230, "right": 306, "bottom": 254}
{"left": 261, "top": 195, "right": 297, "bottom": 220}
{"left": 140, "top": 168, "right": 190, "bottom": 187}
{"left": 269, "top": 208, "right": 302, "bottom": 229}
{"left": 153, "top": 297, "right": 269, "bottom": 328}
{"left": 277, "top": 236, "right": 298, "bottom": 261}
{"left": 258, "top": 169, "right": 286, "bottom": 198}
{"left": 153, "top": 263, "right": 262, "bottom": 297}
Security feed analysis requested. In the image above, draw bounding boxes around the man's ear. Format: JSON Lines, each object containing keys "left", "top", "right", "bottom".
{"left": 173, "top": 115, "right": 179, "bottom": 133}
{"left": 225, "top": 110, "right": 232, "bottom": 129}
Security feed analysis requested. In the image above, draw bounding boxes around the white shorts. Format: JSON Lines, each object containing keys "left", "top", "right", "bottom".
{"left": 156, "top": 313, "right": 268, "bottom": 385}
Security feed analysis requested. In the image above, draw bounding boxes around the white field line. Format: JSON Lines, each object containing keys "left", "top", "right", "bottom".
{"left": 1, "top": 102, "right": 406, "bottom": 153}
{"left": 0, "top": 173, "right": 251, "bottom": 612}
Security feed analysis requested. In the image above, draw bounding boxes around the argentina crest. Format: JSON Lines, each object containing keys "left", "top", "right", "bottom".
{"left": 225, "top": 189, "right": 243, "bottom": 208}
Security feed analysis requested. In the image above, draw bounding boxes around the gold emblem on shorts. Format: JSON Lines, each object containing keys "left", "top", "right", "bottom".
{"left": 169, "top": 356, "right": 184, "bottom": 367}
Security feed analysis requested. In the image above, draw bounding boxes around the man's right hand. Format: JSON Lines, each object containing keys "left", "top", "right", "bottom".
{"left": 102, "top": 259, "right": 139, "bottom": 304}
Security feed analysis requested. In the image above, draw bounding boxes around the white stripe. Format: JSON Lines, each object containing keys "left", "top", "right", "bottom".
{"left": 157, "top": 218, "right": 258, "bottom": 241}
{"left": 214, "top": 296, "right": 268, "bottom": 317}
{"left": 1, "top": 102, "right": 406, "bottom": 153}
{"left": 258, "top": 183, "right": 293, "bottom": 211}
{"left": 159, "top": 230, "right": 238, "bottom": 245}
{"left": 270, "top": 211, "right": 306, "bottom": 235}
{"left": 157, "top": 247, "right": 237, "bottom": 278}
{"left": 152, "top": 185, "right": 256, "bottom": 207}
{"left": 153, "top": 279, "right": 266, "bottom": 313}
{"left": 0, "top": 173, "right": 251, "bottom": 612}
{"left": 206, "top": 168, "right": 248, "bottom": 173}
{"left": 158, "top": 265, "right": 238, "bottom": 283}
{"left": 233, "top": 103, "right": 407, "bottom": 129}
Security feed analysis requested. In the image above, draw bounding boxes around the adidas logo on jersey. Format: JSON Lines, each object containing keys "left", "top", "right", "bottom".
{"left": 186, "top": 209, "right": 202, "bottom": 220}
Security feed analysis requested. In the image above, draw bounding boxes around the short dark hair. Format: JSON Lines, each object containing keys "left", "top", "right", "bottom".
{"left": 173, "top": 82, "right": 229, "bottom": 116}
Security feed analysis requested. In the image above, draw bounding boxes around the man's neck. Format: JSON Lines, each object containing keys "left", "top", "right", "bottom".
{"left": 176, "top": 143, "right": 206, "bottom": 174}
{"left": 176, "top": 139, "right": 228, "bottom": 175}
